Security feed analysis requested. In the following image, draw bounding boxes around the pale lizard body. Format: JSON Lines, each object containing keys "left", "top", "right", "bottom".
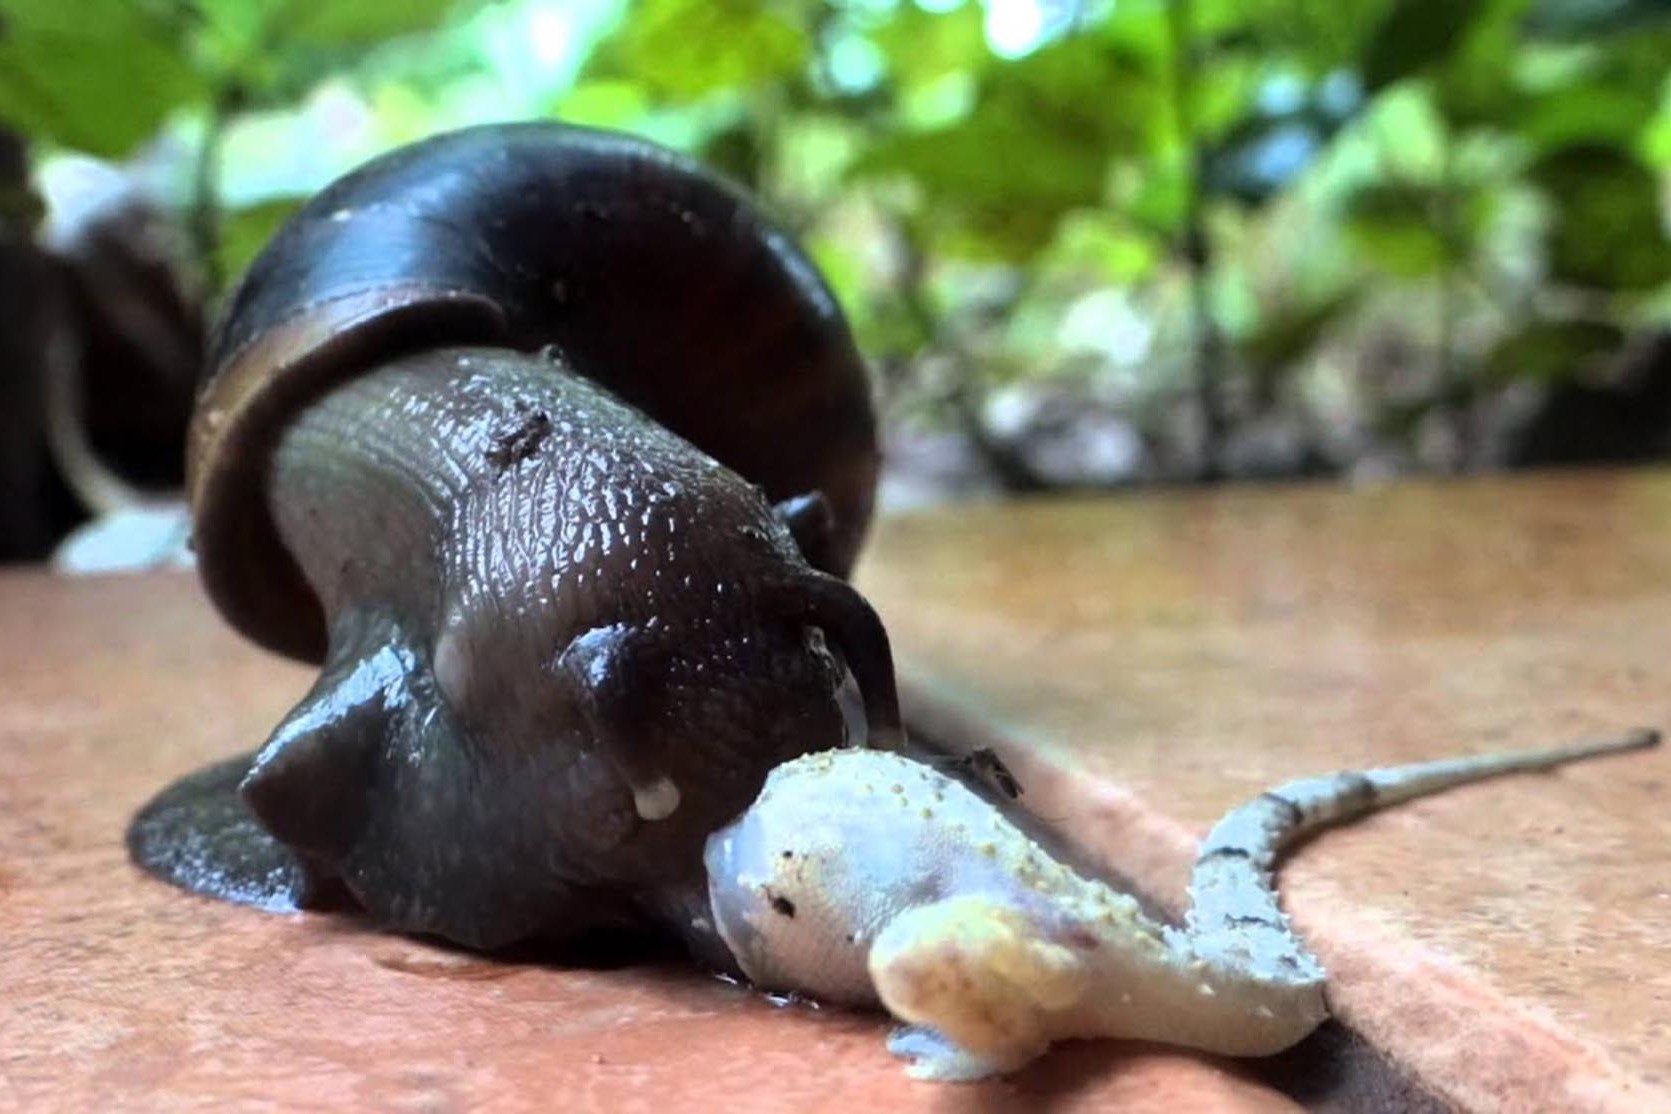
{"left": 703, "top": 729, "right": 1658, "bottom": 1080}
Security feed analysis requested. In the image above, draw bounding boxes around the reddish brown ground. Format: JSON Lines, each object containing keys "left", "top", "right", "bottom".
{"left": 6, "top": 469, "right": 1670, "bottom": 1111}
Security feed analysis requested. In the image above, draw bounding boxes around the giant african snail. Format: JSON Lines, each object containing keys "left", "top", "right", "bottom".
{"left": 129, "top": 121, "right": 902, "bottom": 955}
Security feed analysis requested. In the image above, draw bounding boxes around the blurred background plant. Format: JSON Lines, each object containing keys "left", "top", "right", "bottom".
{"left": 1, "top": 0, "right": 1669, "bottom": 561}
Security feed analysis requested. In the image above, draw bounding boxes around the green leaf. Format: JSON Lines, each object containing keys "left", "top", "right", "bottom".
{"left": 190, "top": 0, "right": 471, "bottom": 99}
{"left": 696, "top": 121, "right": 766, "bottom": 187}
{"left": 1524, "top": 0, "right": 1671, "bottom": 37}
{"left": 1483, "top": 319, "right": 1626, "bottom": 383}
{"left": 186, "top": 0, "right": 263, "bottom": 87}
{"left": 1192, "top": 52, "right": 1266, "bottom": 143}
{"left": 984, "top": 35, "right": 1163, "bottom": 155}
{"left": 1044, "top": 210, "right": 1163, "bottom": 284}
{"left": 804, "top": 234, "right": 865, "bottom": 322}
{"left": 1098, "top": 0, "right": 1170, "bottom": 65}
{"left": 1342, "top": 184, "right": 1456, "bottom": 277}
{"left": 1431, "top": 0, "right": 1525, "bottom": 127}
{"left": 1361, "top": 0, "right": 1486, "bottom": 91}
{"left": 852, "top": 35, "right": 1163, "bottom": 259}
{"left": 0, "top": 0, "right": 203, "bottom": 157}
{"left": 1119, "top": 157, "right": 1190, "bottom": 235}
{"left": 1530, "top": 143, "right": 1671, "bottom": 291}
{"left": 1234, "top": 0, "right": 1395, "bottom": 71}
{"left": 554, "top": 79, "right": 653, "bottom": 130}
{"left": 586, "top": 0, "right": 809, "bottom": 100}
{"left": 217, "top": 195, "right": 305, "bottom": 287}
{"left": 286, "top": 0, "right": 462, "bottom": 45}
{"left": 1518, "top": 82, "right": 1659, "bottom": 151}
{"left": 858, "top": 114, "right": 1104, "bottom": 210}
{"left": 1512, "top": 25, "right": 1671, "bottom": 149}
{"left": 855, "top": 115, "right": 1106, "bottom": 257}
{"left": 869, "top": 1, "right": 987, "bottom": 92}
{"left": 192, "top": 0, "right": 462, "bottom": 52}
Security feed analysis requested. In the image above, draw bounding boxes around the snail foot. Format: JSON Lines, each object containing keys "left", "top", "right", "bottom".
{"left": 126, "top": 750, "right": 345, "bottom": 913}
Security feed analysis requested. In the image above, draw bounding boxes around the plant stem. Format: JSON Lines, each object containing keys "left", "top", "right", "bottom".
{"left": 188, "top": 84, "right": 240, "bottom": 298}
{"left": 1434, "top": 127, "right": 1465, "bottom": 469}
{"left": 1165, "top": 0, "right": 1229, "bottom": 482}
{"left": 891, "top": 220, "right": 1048, "bottom": 492}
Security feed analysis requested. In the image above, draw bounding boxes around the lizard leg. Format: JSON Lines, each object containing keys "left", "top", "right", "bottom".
{"left": 886, "top": 1025, "right": 1038, "bottom": 1082}
{"left": 868, "top": 895, "right": 1074, "bottom": 1075}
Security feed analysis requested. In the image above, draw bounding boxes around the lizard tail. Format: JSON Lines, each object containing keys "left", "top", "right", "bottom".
{"left": 1177, "top": 727, "right": 1660, "bottom": 987}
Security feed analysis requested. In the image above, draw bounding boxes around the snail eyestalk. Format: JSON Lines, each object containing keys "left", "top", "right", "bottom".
{"left": 778, "top": 571, "right": 904, "bottom": 751}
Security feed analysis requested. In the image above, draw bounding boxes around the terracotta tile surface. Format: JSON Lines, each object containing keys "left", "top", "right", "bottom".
{"left": 855, "top": 470, "right": 1671, "bottom": 1113}
{"left": 0, "top": 569, "right": 1294, "bottom": 1112}
{"left": 6, "top": 469, "right": 1669, "bottom": 1113}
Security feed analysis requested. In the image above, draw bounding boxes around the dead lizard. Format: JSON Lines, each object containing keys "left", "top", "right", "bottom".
{"left": 704, "top": 728, "right": 1659, "bottom": 1081}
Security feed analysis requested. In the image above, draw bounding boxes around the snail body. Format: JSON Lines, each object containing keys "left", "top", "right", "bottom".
{"left": 129, "top": 123, "right": 900, "bottom": 955}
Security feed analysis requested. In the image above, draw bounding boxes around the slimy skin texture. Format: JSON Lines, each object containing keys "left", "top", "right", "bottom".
{"left": 704, "top": 730, "right": 1659, "bottom": 1081}
{"left": 130, "top": 348, "right": 901, "bottom": 954}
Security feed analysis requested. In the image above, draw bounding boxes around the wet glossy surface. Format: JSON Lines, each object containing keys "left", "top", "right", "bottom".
{"left": 858, "top": 470, "right": 1671, "bottom": 1113}
{"left": 8, "top": 469, "right": 1670, "bottom": 1111}
{"left": 137, "top": 346, "right": 896, "bottom": 956}
{"left": 0, "top": 569, "right": 1292, "bottom": 1112}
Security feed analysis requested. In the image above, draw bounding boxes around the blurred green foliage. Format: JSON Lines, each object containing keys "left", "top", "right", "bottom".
{"left": 2, "top": 0, "right": 1669, "bottom": 482}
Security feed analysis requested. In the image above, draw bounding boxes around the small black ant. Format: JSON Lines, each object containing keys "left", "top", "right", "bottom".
{"left": 940, "top": 747, "right": 1022, "bottom": 800}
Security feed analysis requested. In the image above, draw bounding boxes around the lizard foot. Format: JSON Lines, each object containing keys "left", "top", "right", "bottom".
{"left": 887, "top": 1025, "right": 1040, "bottom": 1082}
